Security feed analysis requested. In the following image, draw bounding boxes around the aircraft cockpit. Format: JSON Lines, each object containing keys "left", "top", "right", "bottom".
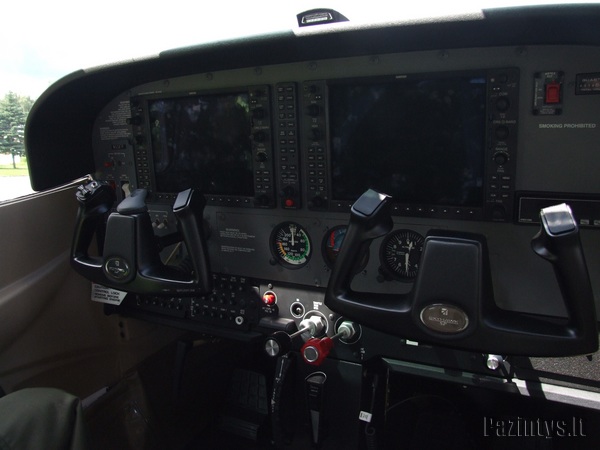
{"left": 2, "top": 3, "right": 600, "bottom": 449}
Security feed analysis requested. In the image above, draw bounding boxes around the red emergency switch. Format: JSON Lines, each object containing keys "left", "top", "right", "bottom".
{"left": 545, "top": 82, "right": 561, "bottom": 104}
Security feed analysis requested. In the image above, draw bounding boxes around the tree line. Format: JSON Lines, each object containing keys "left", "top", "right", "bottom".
{"left": 0, "top": 92, "right": 35, "bottom": 168}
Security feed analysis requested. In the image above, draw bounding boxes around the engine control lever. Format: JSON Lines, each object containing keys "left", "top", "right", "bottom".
{"left": 264, "top": 315, "right": 328, "bottom": 357}
{"left": 265, "top": 331, "right": 299, "bottom": 358}
{"left": 301, "top": 321, "right": 356, "bottom": 366}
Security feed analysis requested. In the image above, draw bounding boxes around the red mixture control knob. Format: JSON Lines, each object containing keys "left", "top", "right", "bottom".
{"left": 301, "top": 337, "right": 334, "bottom": 366}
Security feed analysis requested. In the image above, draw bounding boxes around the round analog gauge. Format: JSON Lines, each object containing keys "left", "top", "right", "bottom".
{"left": 322, "top": 225, "right": 369, "bottom": 273}
{"left": 271, "top": 222, "right": 311, "bottom": 269}
{"left": 380, "top": 229, "right": 425, "bottom": 281}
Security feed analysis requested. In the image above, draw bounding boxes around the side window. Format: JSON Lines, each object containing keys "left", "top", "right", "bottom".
{"left": 0, "top": 92, "right": 35, "bottom": 202}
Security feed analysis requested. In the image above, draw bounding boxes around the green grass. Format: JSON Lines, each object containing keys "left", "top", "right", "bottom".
{"left": 0, "top": 158, "right": 29, "bottom": 176}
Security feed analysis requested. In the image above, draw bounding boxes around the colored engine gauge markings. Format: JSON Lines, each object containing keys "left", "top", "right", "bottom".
{"left": 323, "top": 225, "right": 347, "bottom": 267}
{"left": 271, "top": 221, "right": 311, "bottom": 268}
{"left": 322, "top": 225, "right": 369, "bottom": 273}
{"left": 380, "top": 229, "right": 425, "bottom": 280}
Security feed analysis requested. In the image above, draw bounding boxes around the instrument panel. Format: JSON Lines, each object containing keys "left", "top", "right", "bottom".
{"left": 123, "top": 68, "right": 519, "bottom": 222}
{"left": 91, "top": 44, "right": 600, "bottom": 348}
{"left": 17, "top": 8, "right": 600, "bottom": 427}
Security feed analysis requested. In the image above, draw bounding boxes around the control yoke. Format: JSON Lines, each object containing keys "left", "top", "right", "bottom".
{"left": 71, "top": 180, "right": 212, "bottom": 295}
{"left": 325, "top": 189, "right": 598, "bottom": 357}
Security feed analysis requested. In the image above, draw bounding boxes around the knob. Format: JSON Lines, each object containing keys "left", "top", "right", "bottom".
{"left": 262, "top": 291, "right": 277, "bottom": 306}
{"left": 299, "top": 315, "right": 327, "bottom": 338}
{"left": 264, "top": 318, "right": 318, "bottom": 358}
{"left": 496, "top": 97, "right": 510, "bottom": 112}
{"left": 291, "top": 302, "right": 305, "bottom": 317}
{"left": 302, "top": 337, "right": 334, "bottom": 366}
{"left": 493, "top": 151, "right": 508, "bottom": 166}
{"left": 336, "top": 321, "right": 357, "bottom": 341}
{"left": 282, "top": 186, "right": 295, "bottom": 197}
{"left": 495, "top": 125, "right": 509, "bottom": 140}
{"left": 255, "top": 151, "right": 268, "bottom": 162}
{"left": 264, "top": 331, "right": 292, "bottom": 357}
{"left": 486, "top": 354, "right": 504, "bottom": 371}
{"left": 300, "top": 321, "right": 357, "bottom": 365}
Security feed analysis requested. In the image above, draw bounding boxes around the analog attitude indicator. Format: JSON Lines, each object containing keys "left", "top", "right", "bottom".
{"left": 271, "top": 222, "right": 311, "bottom": 268}
{"left": 322, "top": 225, "right": 368, "bottom": 273}
{"left": 380, "top": 229, "right": 425, "bottom": 281}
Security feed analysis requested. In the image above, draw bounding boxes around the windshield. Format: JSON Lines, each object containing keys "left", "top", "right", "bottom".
{"left": 2, "top": 0, "right": 596, "bottom": 99}
{"left": 0, "top": 0, "right": 597, "bottom": 201}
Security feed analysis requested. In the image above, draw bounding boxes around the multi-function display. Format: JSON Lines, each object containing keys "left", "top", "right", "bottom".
{"left": 148, "top": 92, "right": 254, "bottom": 196}
{"left": 328, "top": 74, "right": 487, "bottom": 207}
{"left": 130, "top": 69, "right": 518, "bottom": 220}
{"left": 303, "top": 68, "right": 519, "bottom": 221}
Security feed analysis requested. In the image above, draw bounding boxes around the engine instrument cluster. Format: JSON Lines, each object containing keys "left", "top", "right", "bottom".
{"left": 270, "top": 222, "right": 312, "bottom": 268}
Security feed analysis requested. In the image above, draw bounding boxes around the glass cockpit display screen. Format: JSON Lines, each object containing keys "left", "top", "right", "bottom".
{"left": 329, "top": 73, "right": 487, "bottom": 207}
{"left": 148, "top": 92, "right": 254, "bottom": 196}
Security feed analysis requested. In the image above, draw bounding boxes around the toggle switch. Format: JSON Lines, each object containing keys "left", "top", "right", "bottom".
{"left": 533, "top": 71, "right": 564, "bottom": 115}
